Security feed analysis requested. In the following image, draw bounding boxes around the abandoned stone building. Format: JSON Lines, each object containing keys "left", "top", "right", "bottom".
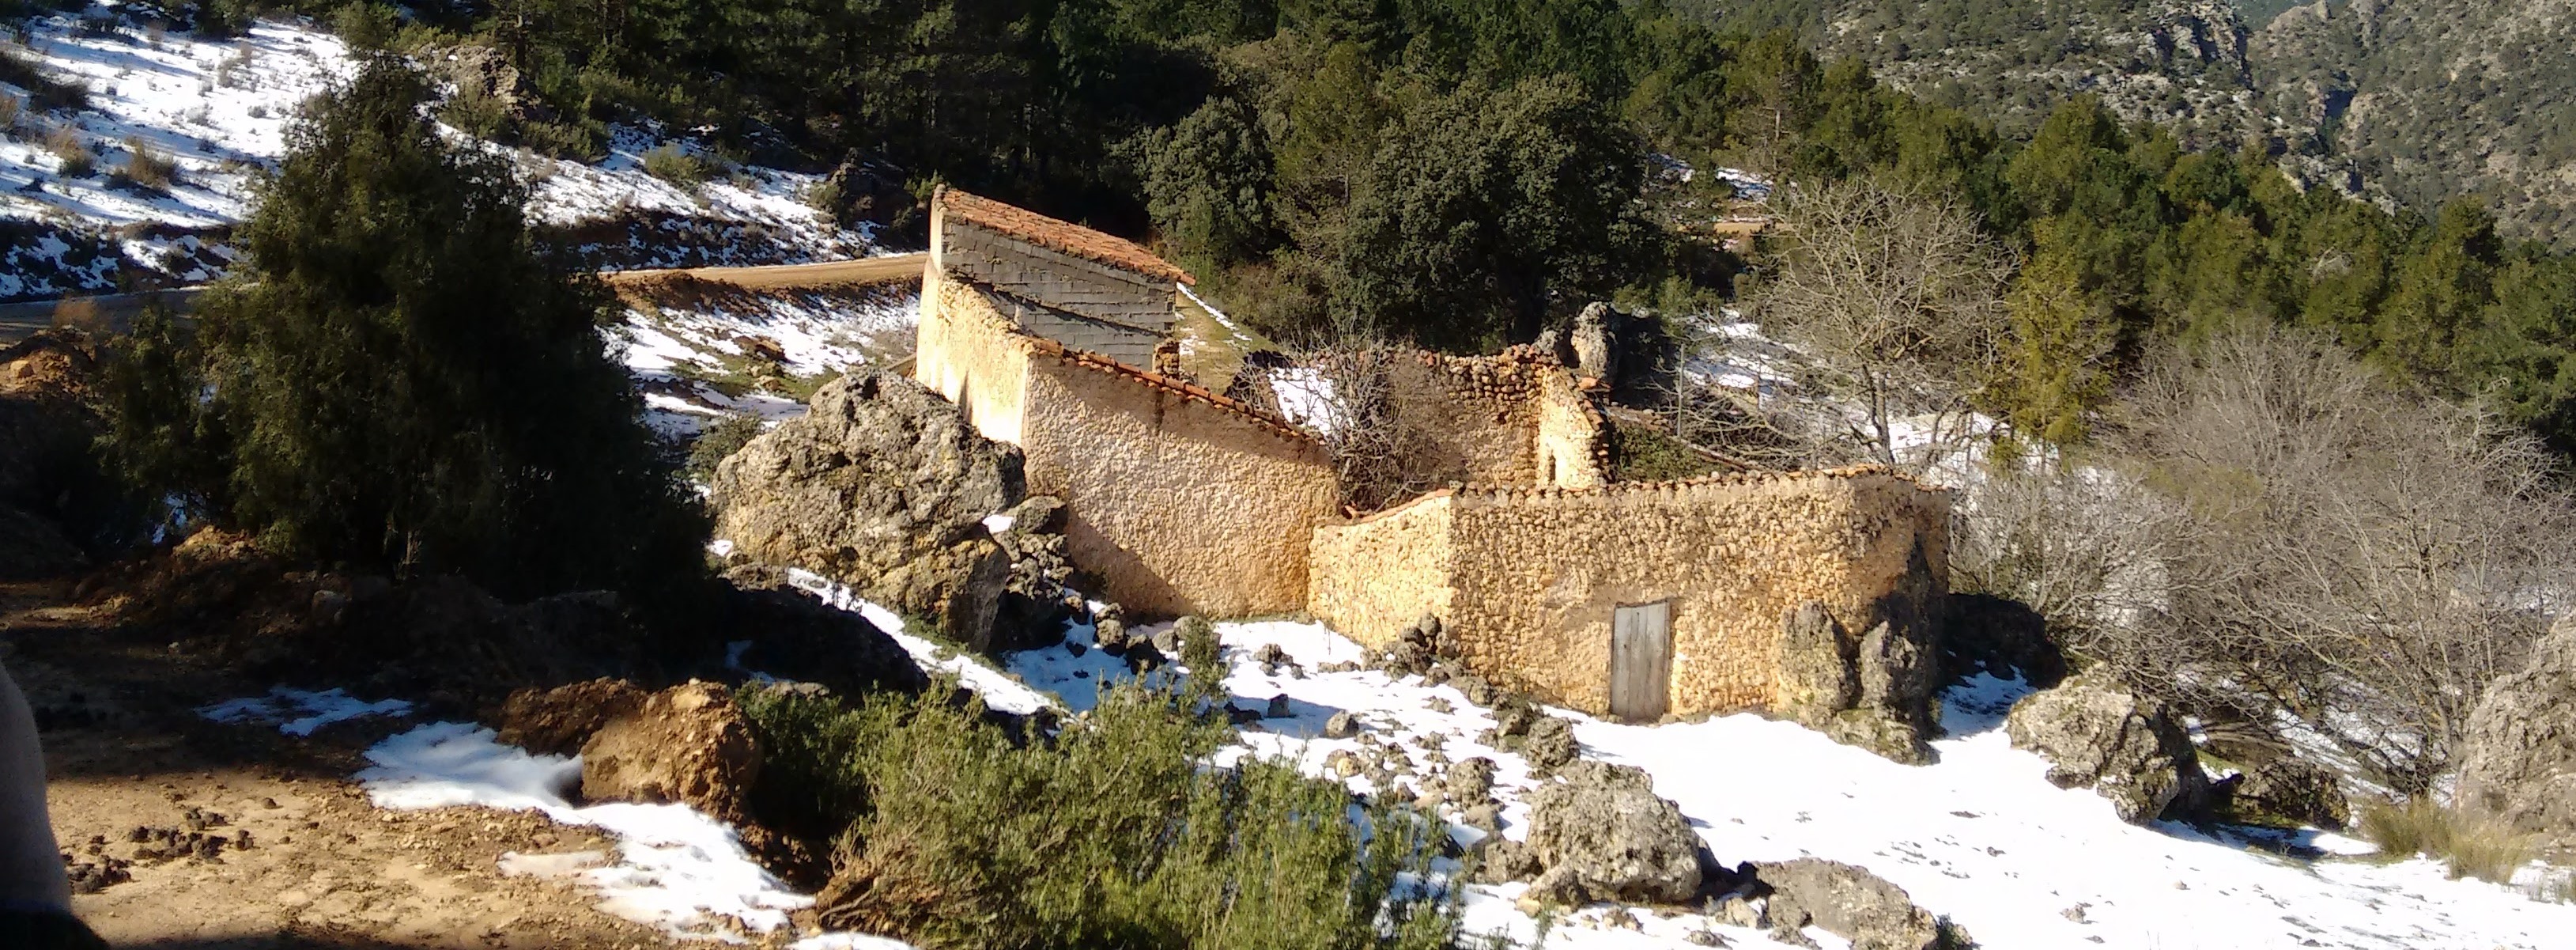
{"left": 908, "top": 188, "right": 1951, "bottom": 725}
{"left": 914, "top": 187, "right": 1339, "bottom": 618}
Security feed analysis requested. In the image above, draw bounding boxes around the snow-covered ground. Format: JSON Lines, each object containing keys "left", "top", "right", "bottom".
{"left": 990, "top": 619, "right": 2576, "bottom": 950}
{"left": 357, "top": 721, "right": 815, "bottom": 944}
{"left": 617, "top": 283, "right": 916, "bottom": 436}
{"left": 0, "top": 8, "right": 871, "bottom": 299}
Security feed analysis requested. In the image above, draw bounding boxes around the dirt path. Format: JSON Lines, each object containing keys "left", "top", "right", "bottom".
{"left": 602, "top": 255, "right": 925, "bottom": 291}
{"left": 2, "top": 580, "right": 690, "bottom": 949}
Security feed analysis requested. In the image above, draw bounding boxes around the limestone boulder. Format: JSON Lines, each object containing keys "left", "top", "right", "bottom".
{"left": 2004, "top": 672, "right": 2209, "bottom": 824}
{"left": 709, "top": 372, "right": 1025, "bottom": 649}
{"left": 1521, "top": 761, "right": 1702, "bottom": 905}
{"left": 2227, "top": 755, "right": 2350, "bottom": 831}
{"left": 580, "top": 681, "right": 762, "bottom": 822}
{"left": 1754, "top": 857, "right": 1957, "bottom": 950}
{"left": 2457, "top": 615, "right": 2576, "bottom": 851}
{"left": 1777, "top": 601, "right": 1938, "bottom": 764}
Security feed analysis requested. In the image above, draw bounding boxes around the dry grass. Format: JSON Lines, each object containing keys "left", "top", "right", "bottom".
{"left": 2359, "top": 798, "right": 2534, "bottom": 884}
{"left": 116, "top": 135, "right": 176, "bottom": 190}
{"left": 45, "top": 125, "right": 93, "bottom": 178}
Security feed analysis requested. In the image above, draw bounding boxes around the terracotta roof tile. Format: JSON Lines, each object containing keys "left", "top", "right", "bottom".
{"left": 937, "top": 187, "right": 1195, "bottom": 286}
{"left": 1007, "top": 326, "right": 1314, "bottom": 444}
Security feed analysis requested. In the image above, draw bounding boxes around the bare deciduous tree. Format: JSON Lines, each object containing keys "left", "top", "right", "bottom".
{"left": 1742, "top": 177, "right": 2013, "bottom": 476}
{"left": 2032, "top": 327, "right": 2576, "bottom": 793}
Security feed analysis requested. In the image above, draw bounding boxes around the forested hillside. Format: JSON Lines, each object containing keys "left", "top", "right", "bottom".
{"left": 1671, "top": 0, "right": 2576, "bottom": 248}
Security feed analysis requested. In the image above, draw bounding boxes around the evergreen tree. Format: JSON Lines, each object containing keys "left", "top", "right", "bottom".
{"left": 179, "top": 56, "right": 706, "bottom": 600}
{"left": 1996, "top": 233, "right": 2117, "bottom": 446}
{"left": 1335, "top": 74, "right": 1653, "bottom": 350}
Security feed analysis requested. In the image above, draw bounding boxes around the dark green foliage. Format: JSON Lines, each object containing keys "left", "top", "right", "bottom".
{"left": 682, "top": 412, "right": 763, "bottom": 483}
{"left": 1143, "top": 97, "right": 1278, "bottom": 273}
{"left": 111, "top": 57, "right": 707, "bottom": 600}
{"left": 738, "top": 679, "right": 1459, "bottom": 950}
{"left": 1337, "top": 75, "right": 1656, "bottom": 350}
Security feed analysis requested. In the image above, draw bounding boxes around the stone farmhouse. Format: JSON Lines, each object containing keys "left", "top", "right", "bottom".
{"left": 910, "top": 188, "right": 1951, "bottom": 723}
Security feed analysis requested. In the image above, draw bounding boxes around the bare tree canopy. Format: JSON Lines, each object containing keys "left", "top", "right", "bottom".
{"left": 1743, "top": 176, "right": 2014, "bottom": 476}
{"left": 1970, "top": 326, "right": 2576, "bottom": 793}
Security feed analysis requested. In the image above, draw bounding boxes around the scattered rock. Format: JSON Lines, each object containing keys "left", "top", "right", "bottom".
{"left": 1449, "top": 757, "right": 1498, "bottom": 803}
{"left": 1754, "top": 857, "right": 1958, "bottom": 950}
{"left": 1453, "top": 673, "right": 1495, "bottom": 707}
{"left": 2004, "top": 671, "right": 2209, "bottom": 825}
{"left": 1711, "top": 893, "right": 1765, "bottom": 929}
{"left": 1323, "top": 711, "right": 1360, "bottom": 739}
{"left": 1521, "top": 761, "right": 1702, "bottom": 904}
{"left": 1265, "top": 694, "right": 1293, "bottom": 719}
{"left": 1325, "top": 749, "right": 1361, "bottom": 779}
{"left": 1522, "top": 715, "right": 1579, "bottom": 775}
{"left": 580, "top": 681, "right": 763, "bottom": 823}
{"left": 2460, "top": 613, "right": 2576, "bottom": 851}
{"left": 1471, "top": 837, "right": 1541, "bottom": 884}
{"left": 1426, "top": 696, "right": 1454, "bottom": 714}
{"left": 708, "top": 372, "right": 1027, "bottom": 650}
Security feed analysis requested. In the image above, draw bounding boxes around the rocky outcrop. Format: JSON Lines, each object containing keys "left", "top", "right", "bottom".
{"left": 1753, "top": 857, "right": 1961, "bottom": 950}
{"left": 580, "top": 682, "right": 762, "bottom": 823}
{"left": 709, "top": 372, "right": 1026, "bottom": 650}
{"left": 722, "top": 566, "right": 933, "bottom": 696}
{"left": 984, "top": 495, "right": 1078, "bottom": 646}
{"left": 497, "top": 678, "right": 649, "bottom": 757}
{"left": 2224, "top": 755, "right": 2350, "bottom": 831}
{"left": 2005, "top": 672, "right": 2210, "bottom": 824}
{"left": 2458, "top": 615, "right": 2576, "bottom": 851}
{"left": 1517, "top": 761, "right": 1702, "bottom": 905}
{"left": 1778, "top": 601, "right": 1940, "bottom": 765}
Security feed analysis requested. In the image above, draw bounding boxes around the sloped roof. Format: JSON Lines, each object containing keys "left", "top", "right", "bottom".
{"left": 936, "top": 187, "right": 1195, "bottom": 286}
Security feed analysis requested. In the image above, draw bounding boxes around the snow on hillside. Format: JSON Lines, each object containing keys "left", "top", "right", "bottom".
{"left": 991, "top": 619, "right": 2576, "bottom": 950}
{"left": 617, "top": 282, "right": 916, "bottom": 435}
{"left": 0, "top": 9, "right": 871, "bottom": 299}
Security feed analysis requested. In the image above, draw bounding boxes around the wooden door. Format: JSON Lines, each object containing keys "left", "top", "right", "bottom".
{"left": 1610, "top": 600, "right": 1672, "bottom": 721}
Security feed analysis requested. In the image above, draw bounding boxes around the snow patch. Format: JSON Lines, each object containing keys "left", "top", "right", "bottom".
{"left": 780, "top": 567, "right": 1052, "bottom": 715}
{"left": 357, "top": 721, "right": 813, "bottom": 943}
{"left": 198, "top": 687, "right": 411, "bottom": 736}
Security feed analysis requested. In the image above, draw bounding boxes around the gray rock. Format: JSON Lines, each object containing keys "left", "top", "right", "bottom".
{"left": 1322, "top": 711, "right": 1360, "bottom": 739}
{"left": 2459, "top": 615, "right": 2576, "bottom": 851}
{"left": 1453, "top": 673, "right": 1495, "bottom": 707}
{"left": 1265, "top": 694, "right": 1293, "bottom": 719}
{"left": 1521, "top": 761, "right": 1702, "bottom": 905}
{"left": 708, "top": 372, "right": 1025, "bottom": 649}
{"left": 1471, "top": 838, "right": 1540, "bottom": 884}
{"left": 1778, "top": 602, "right": 1856, "bottom": 727}
{"left": 1754, "top": 858, "right": 1958, "bottom": 950}
{"left": 1523, "top": 715, "right": 1580, "bottom": 775}
{"left": 2228, "top": 755, "right": 2351, "bottom": 831}
{"left": 2004, "top": 672, "right": 2210, "bottom": 824}
{"left": 1449, "top": 756, "right": 1498, "bottom": 803}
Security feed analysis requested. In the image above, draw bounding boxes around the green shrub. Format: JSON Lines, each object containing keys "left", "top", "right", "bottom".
{"left": 519, "top": 119, "right": 607, "bottom": 162}
{"left": 641, "top": 142, "right": 712, "bottom": 188}
{"left": 331, "top": 2, "right": 400, "bottom": 51}
{"left": 684, "top": 412, "right": 763, "bottom": 483}
{"left": 438, "top": 84, "right": 511, "bottom": 140}
{"left": 2359, "top": 798, "right": 2534, "bottom": 884}
{"left": 739, "top": 679, "right": 1460, "bottom": 950}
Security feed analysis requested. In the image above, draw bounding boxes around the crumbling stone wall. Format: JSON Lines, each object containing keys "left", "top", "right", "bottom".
{"left": 917, "top": 267, "right": 1338, "bottom": 618}
{"left": 1308, "top": 467, "right": 1949, "bottom": 719}
{"left": 1381, "top": 347, "right": 1609, "bottom": 491}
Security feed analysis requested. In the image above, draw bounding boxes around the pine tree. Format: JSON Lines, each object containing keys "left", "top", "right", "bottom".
{"left": 184, "top": 55, "right": 705, "bottom": 600}
{"left": 1996, "top": 237, "right": 2117, "bottom": 448}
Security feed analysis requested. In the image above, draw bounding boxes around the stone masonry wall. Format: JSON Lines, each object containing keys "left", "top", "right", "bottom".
{"left": 1308, "top": 490, "right": 1457, "bottom": 646}
{"left": 1385, "top": 347, "right": 1609, "bottom": 491}
{"left": 1019, "top": 349, "right": 1339, "bottom": 618}
{"left": 1309, "top": 467, "right": 1948, "bottom": 719}
{"left": 915, "top": 268, "right": 1032, "bottom": 445}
